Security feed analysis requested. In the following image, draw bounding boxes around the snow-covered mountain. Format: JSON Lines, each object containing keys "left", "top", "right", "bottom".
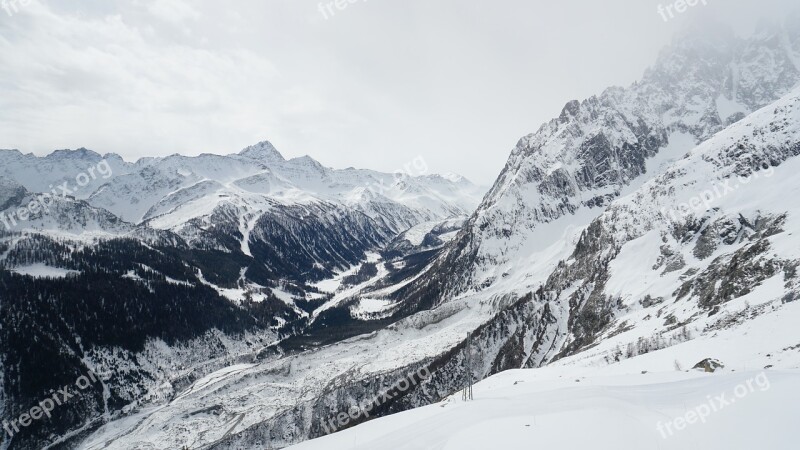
{"left": 394, "top": 19, "right": 800, "bottom": 311}
{"left": 0, "top": 141, "right": 484, "bottom": 281}
{"left": 3, "top": 17, "right": 800, "bottom": 450}
{"left": 46, "top": 19, "right": 800, "bottom": 450}
{"left": 0, "top": 141, "right": 483, "bottom": 236}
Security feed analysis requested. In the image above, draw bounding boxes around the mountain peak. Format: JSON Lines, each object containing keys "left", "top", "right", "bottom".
{"left": 45, "top": 147, "right": 103, "bottom": 160}
{"left": 238, "top": 140, "right": 285, "bottom": 162}
{"left": 424, "top": 172, "right": 470, "bottom": 184}
{"left": 440, "top": 172, "right": 466, "bottom": 183}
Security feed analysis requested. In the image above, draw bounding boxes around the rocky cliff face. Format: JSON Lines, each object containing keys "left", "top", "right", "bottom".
{"left": 393, "top": 19, "right": 800, "bottom": 312}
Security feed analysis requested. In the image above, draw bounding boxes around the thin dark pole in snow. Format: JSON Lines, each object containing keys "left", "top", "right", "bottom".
{"left": 463, "top": 332, "right": 473, "bottom": 401}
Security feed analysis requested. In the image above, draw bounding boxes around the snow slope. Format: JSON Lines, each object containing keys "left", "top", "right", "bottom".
{"left": 289, "top": 369, "right": 800, "bottom": 450}
{"left": 290, "top": 299, "right": 800, "bottom": 450}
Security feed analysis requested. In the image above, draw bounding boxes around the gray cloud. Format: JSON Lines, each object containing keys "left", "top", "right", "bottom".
{"left": 0, "top": 0, "right": 796, "bottom": 184}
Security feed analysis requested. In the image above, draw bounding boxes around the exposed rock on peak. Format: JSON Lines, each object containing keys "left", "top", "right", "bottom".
{"left": 238, "top": 140, "right": 285, "bottom": 162}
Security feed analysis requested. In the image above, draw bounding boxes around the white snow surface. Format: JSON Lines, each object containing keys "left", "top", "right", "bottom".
{"left": 290, "top": 368, "right": 800, "bottom": 450}
{"left": 10, "top": 263, "right": 79, "bottom": 278}
{"left": 290, "top": 300, "right": 800, "bottom": 450}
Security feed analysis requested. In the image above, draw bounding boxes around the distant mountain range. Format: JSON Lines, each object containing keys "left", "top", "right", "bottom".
{"left": 0, "top": 141, "right": 484, "bottom": 449}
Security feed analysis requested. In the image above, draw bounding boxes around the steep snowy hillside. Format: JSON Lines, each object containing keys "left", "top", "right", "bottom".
{"left": 0, "top": 180, "right": 134, "bottom": 236}
{"left": 505, "top": 84, "right": 800, "bottom": 367}
{"left": 393, "top": 19, "right": 800, "bottom": 311}
{"left": 77, "top": 141, "right": 484, "bottom": 235}
{"left": 289, "top": 367, "right": 800, "bottom": 449}
{"left": 0, "top": 149, "right": 132, "bottom": 200}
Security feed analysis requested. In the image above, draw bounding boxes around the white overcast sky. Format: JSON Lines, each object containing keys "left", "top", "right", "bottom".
{"left": 0, "top": 0, "right": 795, "bottom": 184}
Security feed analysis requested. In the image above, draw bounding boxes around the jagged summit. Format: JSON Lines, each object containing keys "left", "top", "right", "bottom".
{"left": 237, "top": 140, "right": 285, "bottom": 162}
{"left": 390, "top": 18, "right": 800, "bottom": 310}
{"left": 45, "top": 147, "right": 104, "bottom": 160}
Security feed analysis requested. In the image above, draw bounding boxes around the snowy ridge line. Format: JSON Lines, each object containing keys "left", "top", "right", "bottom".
{"left": 0, "top": 159, "right": 116, "bottom": 232}
{"left": 0, "top": 143, "right": 485, "bottom": 260}
{"left": 397, "top": 18, "right": 800, "bottom": 307}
